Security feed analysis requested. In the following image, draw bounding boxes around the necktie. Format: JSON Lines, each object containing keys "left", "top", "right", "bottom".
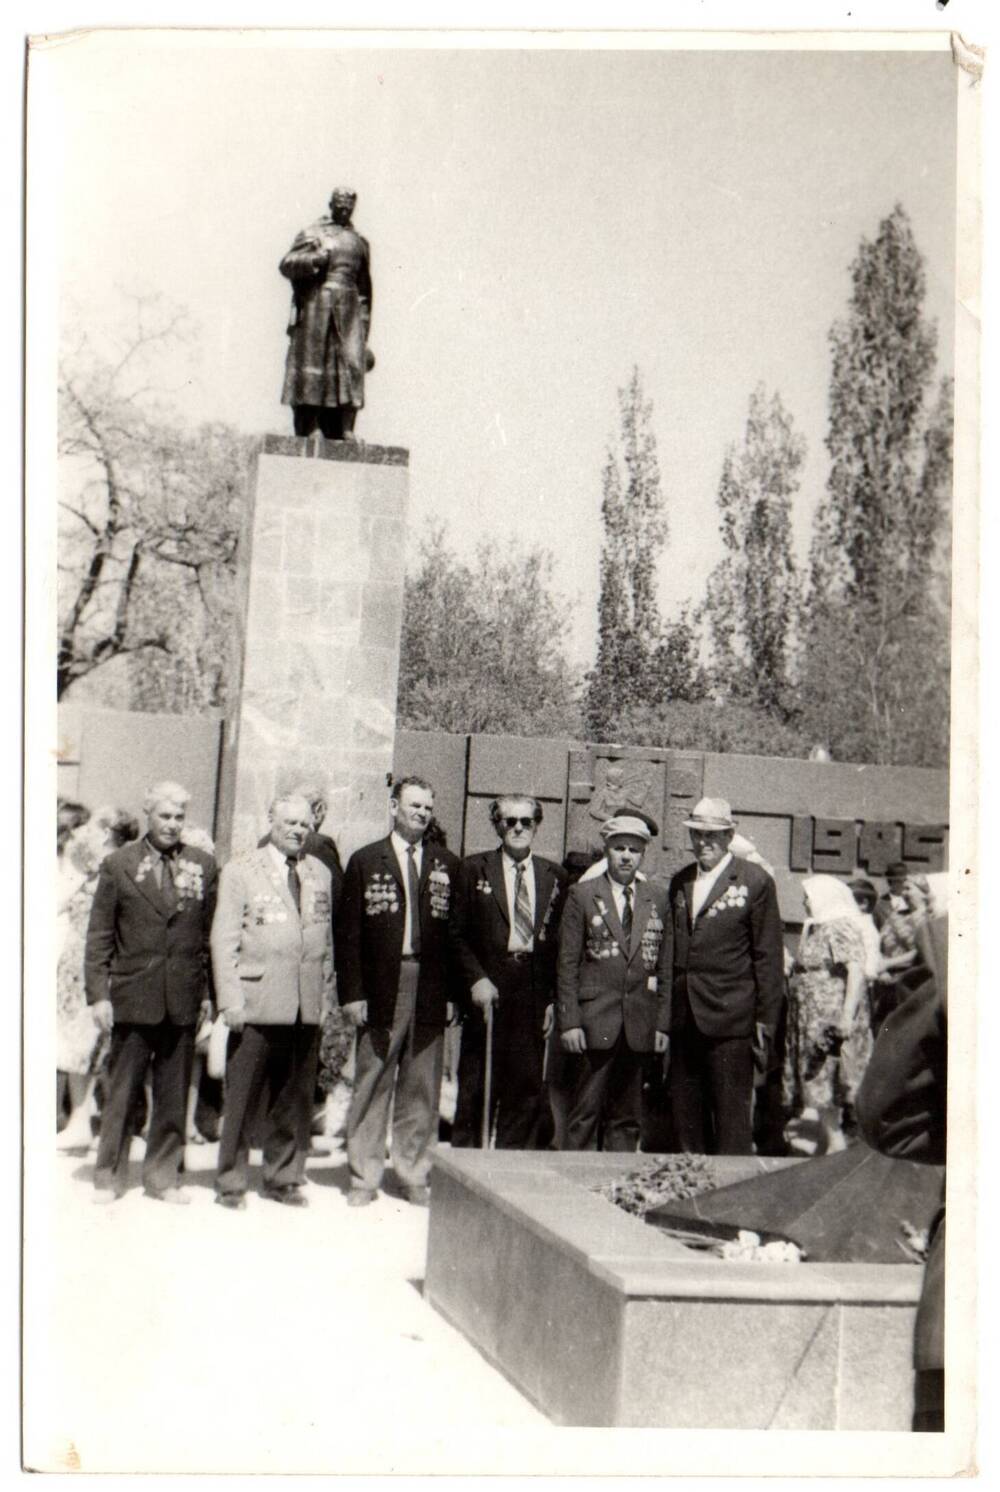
{"left": 406, "top": 845, "right": 422, "bottom": 956}
{"left": 286, "top": 856, "right": 301, "bottom": 913}
{"left": 159, "top": 852, "right": 177, "bottom": 911}
{"left": 622, "top": 885, "right": 634, "bottom": 944}
{"left": 513, "top": 863, "right": 533, "bottom": 947}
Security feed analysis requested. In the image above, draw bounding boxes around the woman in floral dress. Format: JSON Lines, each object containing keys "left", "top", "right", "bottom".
{"left": 783, "top": 874, "right": 873, "bottom": 1138}
{"left": 56, "top": 808, "right": 139, "bottom": 1149}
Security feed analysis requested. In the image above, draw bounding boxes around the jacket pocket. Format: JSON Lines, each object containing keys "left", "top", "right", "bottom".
{"left": 238, "top": 965, "right": 265, "bottom": 981}
{"left": 112, "top": 957, "right": 153, "bottom": 977}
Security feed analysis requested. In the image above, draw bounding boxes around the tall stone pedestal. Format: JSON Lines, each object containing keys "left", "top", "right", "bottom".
{"left": 216, "top": 435, "right": 408, "bottom": 861}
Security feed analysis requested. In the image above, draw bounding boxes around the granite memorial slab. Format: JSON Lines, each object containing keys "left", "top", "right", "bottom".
{"left": 425, "top": 1147, "right": 927, "bottom": 1429}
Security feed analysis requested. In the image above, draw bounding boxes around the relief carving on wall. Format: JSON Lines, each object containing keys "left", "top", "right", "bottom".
{"left": 568, "top": 754, "right": 664, "bottom": 862}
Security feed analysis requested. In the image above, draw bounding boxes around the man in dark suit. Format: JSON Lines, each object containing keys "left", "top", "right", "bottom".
{"left": 85, "top": 780, "right": 217, "bottom": 1203}
{"left": 335, "top": 776, "right": 459, "bottom": 1206}
{"left": 211, "top": 794, "right": 335, "bottom": 1209}
{"left": 667, "top": 797, "right": 784, "bottom": 1156}
{"left": 556, "top": 815, "right": 672, "bottom": 1151}
{"left": 450, "top": 795, "right": 567, "bottom": 1148}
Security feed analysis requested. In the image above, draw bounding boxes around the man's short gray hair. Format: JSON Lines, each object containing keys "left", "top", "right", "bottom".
{"left": 143, "top": 781, "right": 190, "bottom": 814}
{"left": 268, "top": 793, "right": 312, "bottom": 821}
{"left": 490, "top": 794, "right": 543, "bottom": 829}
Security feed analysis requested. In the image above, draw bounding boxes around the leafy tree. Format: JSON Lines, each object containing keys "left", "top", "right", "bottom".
{"left": 584, "top": 368, "right": 709, "bottom": 742}
{"left": 585, "top": 368, "right": 672, "bottom": 737}
{"left": 813, "top": 205, "right": 942, "bottom": 602}
{"left": 701, "top": 384, "right": 805, "bottom": 710}
{"left": 613, "top": 698, "right": 812, "bottom": 759}
{"left": 58, "top": 297, "right": 249, "bottom": 707}
{"left": 798, "top": 598, "right": 950, "bottom": 768}
{"left": 397, "top": 524, "right": 581, "bottom": 737}
{"left": 800, "top": 206, "right": 953, "bottom": 766}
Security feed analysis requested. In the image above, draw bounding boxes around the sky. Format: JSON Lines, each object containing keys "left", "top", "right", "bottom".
{"left": 39, "top": 34, "right": 958, "bottom": 668}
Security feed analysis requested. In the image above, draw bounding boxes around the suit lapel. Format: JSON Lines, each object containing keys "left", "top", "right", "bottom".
{"left": 679, "top": 866, "right": 696, "bottom": 931}
{"left": 297, "top": 853, "right": 322, "bottom": 918}
{"left": 695, "top": 860, "right": 739, "bottom": 926}
{"left": 379, "top": 838, "right": 404, "bottom": 893}
{"left": 531, "top": 858, "right": 552, "bottom": 939}
{"left": 595, "top": 874, "right": 628, "bottom": 956}
{"left": 485, "top": 849, "right": 510, "bottom": 928}
{"left": 418, "top": 843, "right": 436, "bottom": 897}
{"left": 127, "top": 841, "right": 169, "bottom": 919}
{"left": 629, "top": 879, "right": 654, "bottom": 961}
{"left": 262, "top": 847, "right": 299, "bottom": 920}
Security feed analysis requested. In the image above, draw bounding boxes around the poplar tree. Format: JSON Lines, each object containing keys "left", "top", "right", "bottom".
{"left": 701, "top": 384, "right": 805, "bottom": 710}
{"left": 801, "top": 205, "right": 953, "bottom": 765}
{"left": 585, "top": 367, "right": 670, "bottom": 738}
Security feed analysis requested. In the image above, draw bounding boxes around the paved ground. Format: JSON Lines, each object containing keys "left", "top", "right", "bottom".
{"left": 29, "top": 1137, "right": 549, "bottom": 1474}
{"left": 26, "top": 1138, "right": 967, "bottom": 1479}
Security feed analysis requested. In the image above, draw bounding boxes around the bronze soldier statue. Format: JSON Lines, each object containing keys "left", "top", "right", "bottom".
{"left": 279, "top": 187, "right": 373, "bottom": 441}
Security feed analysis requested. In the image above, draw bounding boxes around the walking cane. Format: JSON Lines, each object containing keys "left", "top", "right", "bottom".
{"left": 480, "top": 1000, "right": 495, "bottom": 1149}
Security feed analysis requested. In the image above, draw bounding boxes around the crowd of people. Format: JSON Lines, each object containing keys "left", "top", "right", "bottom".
{"left": 55, "top": 776, "right": 945, "bottom": 1208}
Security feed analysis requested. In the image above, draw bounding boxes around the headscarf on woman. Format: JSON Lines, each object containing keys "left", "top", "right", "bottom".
{"left": 801, "top": 874, "right": 867, "bottom": 933}
{"left": 783, "top": 874, "right": 874, "bottom": 1138}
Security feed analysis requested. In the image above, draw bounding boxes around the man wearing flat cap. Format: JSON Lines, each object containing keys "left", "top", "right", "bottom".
{"left": 556, "top": 814, "right": 672, "bottom": 1150}
{"left": 667, "top": 797, "right": 784, "bottom": 1155}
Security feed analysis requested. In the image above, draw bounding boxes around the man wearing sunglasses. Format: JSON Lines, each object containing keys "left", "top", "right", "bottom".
{"left": 450, "top": 796, "right": 567, "bottom": 1148}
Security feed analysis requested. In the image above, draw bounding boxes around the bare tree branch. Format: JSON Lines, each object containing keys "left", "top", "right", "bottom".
{"left": 58, "top": 502, "right": 100, "bottom": 536}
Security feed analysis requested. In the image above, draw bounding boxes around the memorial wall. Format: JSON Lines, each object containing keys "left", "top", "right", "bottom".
{"left": 58, "top": 708, "right": 948, "bottom": 923}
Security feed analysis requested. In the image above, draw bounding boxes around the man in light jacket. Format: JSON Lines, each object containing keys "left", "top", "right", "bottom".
{"left": 211, "top": 795, "right": 334, "bottom": 1210}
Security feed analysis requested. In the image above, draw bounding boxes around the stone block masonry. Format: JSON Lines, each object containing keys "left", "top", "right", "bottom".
{"left": 215, "top": 439, "right": 408, "bottom": 861}
{"left": 425, "top": 1148, "right": 922, "bottom": 1430}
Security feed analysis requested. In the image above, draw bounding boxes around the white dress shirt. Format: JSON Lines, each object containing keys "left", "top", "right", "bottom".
{"left": 607, "top": 875, "right": 638, "bottom": 928}
{"left": 502, "top": 851, "right": 536, "bottom": 951}
{"left": 267, "top": 841, "right": 301, "bottom": 913}
{"left": 391, "top": 831, "right": 423, "bottom": 956}
{"left": 691, "top": 851, "right": 734, "bottom": 922}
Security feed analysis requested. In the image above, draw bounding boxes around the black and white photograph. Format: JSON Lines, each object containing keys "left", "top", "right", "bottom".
{"left": 22, "top": 14, "right": 982, "bottom": 1478}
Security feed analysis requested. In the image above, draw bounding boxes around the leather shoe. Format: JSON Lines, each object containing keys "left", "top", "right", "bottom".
{"left": 262, "top": 1185, "right": 309, "bottom": 1208}
{"left": 215, "top": 1193, "right": 247, "bottom": 1211}
{"left": 347, "top": 1188, "right": 377, "bottom": 1208}
{"left": 404, "top": 1185, "right": 431, "bottom": 1207}
{"left": 145, "top": 1187, "right": 190, "bottom": 1205}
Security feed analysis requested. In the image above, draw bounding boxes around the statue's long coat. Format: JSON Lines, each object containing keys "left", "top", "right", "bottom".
{"left": 279, "top": 218, "right": 372, "bottom": 412}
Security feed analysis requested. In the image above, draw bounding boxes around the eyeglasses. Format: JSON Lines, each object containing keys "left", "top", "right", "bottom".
{"left": 502, "top": 817, "right": 535, "bottom": 830}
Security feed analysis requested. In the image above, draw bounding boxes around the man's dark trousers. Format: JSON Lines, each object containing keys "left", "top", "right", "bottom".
{"left": 452, "top": 953, "right": 545, "bottom": 1149}
{"left": 93, "top": 1020, "right": 194, "bottom": 1195}
{"left": 216, "top": 1019, "right": 320, "bottom": 1197}
{"left": 565, "top": 1027, "right": 645, "bottom": 1152}
{"left": 669, "top": 1006, "right": 755, "bottom": 1155}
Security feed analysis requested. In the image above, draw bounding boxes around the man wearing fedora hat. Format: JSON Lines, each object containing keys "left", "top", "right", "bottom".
{"left": 556, "top": 814, "right": 671, "bottom": 1151}
{"left": 667, "top": 797, "right": 784, "bottom": 1155}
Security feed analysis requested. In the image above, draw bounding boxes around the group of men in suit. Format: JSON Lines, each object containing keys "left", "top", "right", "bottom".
{"left": 82, "top": 774, "right": 785, "bottom": 1211}
{"left": 553, "top": 797, "right": 783, "bottom": 1156}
